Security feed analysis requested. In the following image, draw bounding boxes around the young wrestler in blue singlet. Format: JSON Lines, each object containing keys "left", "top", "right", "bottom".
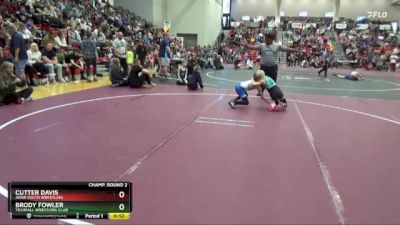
{"left": 228, "top": 70, "right": 270, "bottom": 108}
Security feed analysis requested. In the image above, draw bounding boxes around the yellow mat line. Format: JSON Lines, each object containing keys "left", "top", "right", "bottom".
{"left": 31, "top": 77, "right": 111, "bottom": 100}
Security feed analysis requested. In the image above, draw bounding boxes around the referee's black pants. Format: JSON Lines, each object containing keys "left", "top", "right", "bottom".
{"left": 260, "top": 64, "right": 278, "bottom": 82}
{"left": 260, "top": 64, "right": 278, "bottom": 93}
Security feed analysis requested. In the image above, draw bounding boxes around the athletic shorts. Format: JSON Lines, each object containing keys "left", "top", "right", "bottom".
{"left": 160, "top": 57, "right": 170, "bottom": 66}
{"left": 268, "top": 85, "right": 284, "bottom": 102}
{"left": 235, "top": 83, "right": 248, "bottom": 99}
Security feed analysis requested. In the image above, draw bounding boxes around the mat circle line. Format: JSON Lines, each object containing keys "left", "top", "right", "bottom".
{"left": 1, "top": 93, "right": 399, "bottom": 134}
{"left": 206, "top": 71, "right": 400, "bottom": 92}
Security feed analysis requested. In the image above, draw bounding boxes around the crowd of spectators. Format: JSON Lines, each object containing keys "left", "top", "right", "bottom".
{"left": 0, "top": 0, "right": 166, "bottom": 85}
{"left": 221, "top": 18, "right": 399, "bottom": 72}
{"left": 0, "top": 0, "right": 213, "bottom": 106}
{"left": 284, "top": 21, "right": 335, "bottom": 69}
{"left": 220, "top": 20, "right": 335, "bottom": 70}
{"left": 337, "top": 24, "right": 399, "bottom": 71}
{"left": 1, "top": 0, "right": 399, "bottom": 106}
{"left": 222, "top": 25, "right": 267, "bottom": 69}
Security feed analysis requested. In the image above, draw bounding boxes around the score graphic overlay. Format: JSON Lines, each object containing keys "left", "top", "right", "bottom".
{"left": 8, "top": 182, "right": 132, "bottom": 220}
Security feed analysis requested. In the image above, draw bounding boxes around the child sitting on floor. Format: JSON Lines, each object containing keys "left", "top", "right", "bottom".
{"left": 187, "top": 65, "right": 204, "bottom": 91}
{"left": 128, "top": 61, "right": 156, "bottom": 88}
{"left": 176, "top": 60, "right": 188, "bottom": 85}
{"left": 110, "top": 58, "right": 128, "bottom": 87}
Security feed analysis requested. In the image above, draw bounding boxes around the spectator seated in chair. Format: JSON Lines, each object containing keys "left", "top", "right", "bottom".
{"left": 26, "top": 43, "right": 48, "bottom": 85}
{"left": 57, "top": 47, "right": 70, "bottom": 82}
{"left": 65, "top": 48, "right": 86, "bottom": 81}
{"left": 42, "top": 43, "right": 64, "bottom": 83}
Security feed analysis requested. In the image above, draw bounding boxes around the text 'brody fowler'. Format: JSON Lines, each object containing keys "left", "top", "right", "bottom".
{"left": 15, "top": 202, "right": 64, "bottom": 208}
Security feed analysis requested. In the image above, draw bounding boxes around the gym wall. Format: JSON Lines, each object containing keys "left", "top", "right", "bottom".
{"left": 231, "top": 0, "right": 400, "bottom": 20}
{"left": 114, "top": 0, "right": 154, "bottom": 23}
{"left": 231, "top": 0, "right": 275, "bottom": 20}
{"left": 114, "top": 0, "right": 222, "bottom": 46}
{"left": 281, "top": 0, "right": 334, "bottom": 18}
{"left": 339, "top": 0, "right": 400, "bottom": 20}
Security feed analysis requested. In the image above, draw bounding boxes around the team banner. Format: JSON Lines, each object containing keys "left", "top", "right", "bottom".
{"left": 335, "top": 23, "right": 347, "bottom": 30}
{"left": 379, "top": 24, "right": 392, "bottom": 31}
{"left": 356, "top": 24, "right": 369, "bottom": 30}
{"left": 291, "top": 23, "right": 302, "bottom": 29}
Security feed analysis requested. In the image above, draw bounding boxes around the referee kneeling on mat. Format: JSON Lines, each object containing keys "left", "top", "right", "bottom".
{"left": 244, "top": 32, "right": 300, "bottom": 83}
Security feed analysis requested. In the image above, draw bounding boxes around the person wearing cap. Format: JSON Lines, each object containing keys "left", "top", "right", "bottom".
{"left": 244, "top": 32, "right": 300, "bottom": 83}
{"left": 7, "top": 23, "right": 28, "bottom": 79}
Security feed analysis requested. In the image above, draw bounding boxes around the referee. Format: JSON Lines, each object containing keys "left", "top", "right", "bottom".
{"left": 245, "top": 32, "right": 300, "bottom": 83}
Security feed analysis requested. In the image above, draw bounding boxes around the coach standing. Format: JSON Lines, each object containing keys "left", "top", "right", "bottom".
{"left": 245, "top": 32, "right": 299, "bottom": 83}
{"left": 82, "top": 31, "right": 98, "bottom": 82}
{"left": 113, "top": 32, "right": 128, "bottom": 76}
{"left": 8, "top": 23, "right": 28, "bottom": 79}
{"left": 158, "top": 32, "right": 170, "bottom": 77}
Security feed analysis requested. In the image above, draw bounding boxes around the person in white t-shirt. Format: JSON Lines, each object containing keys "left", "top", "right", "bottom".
{"left": 389, "top": 48, "right": 399, "bottom": 72}
{"left": 26, "top": 43, "right": 47, "bottom": 85}
{"left": 113, "top": 32, "right": 128, "bottom": 75}
{"left": 54, "top": 31, "right": 68, "bottom": 48}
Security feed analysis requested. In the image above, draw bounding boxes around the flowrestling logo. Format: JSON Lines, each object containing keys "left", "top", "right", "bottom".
{"left": 367, "top": 11, "right": 388, "bottom": 19}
